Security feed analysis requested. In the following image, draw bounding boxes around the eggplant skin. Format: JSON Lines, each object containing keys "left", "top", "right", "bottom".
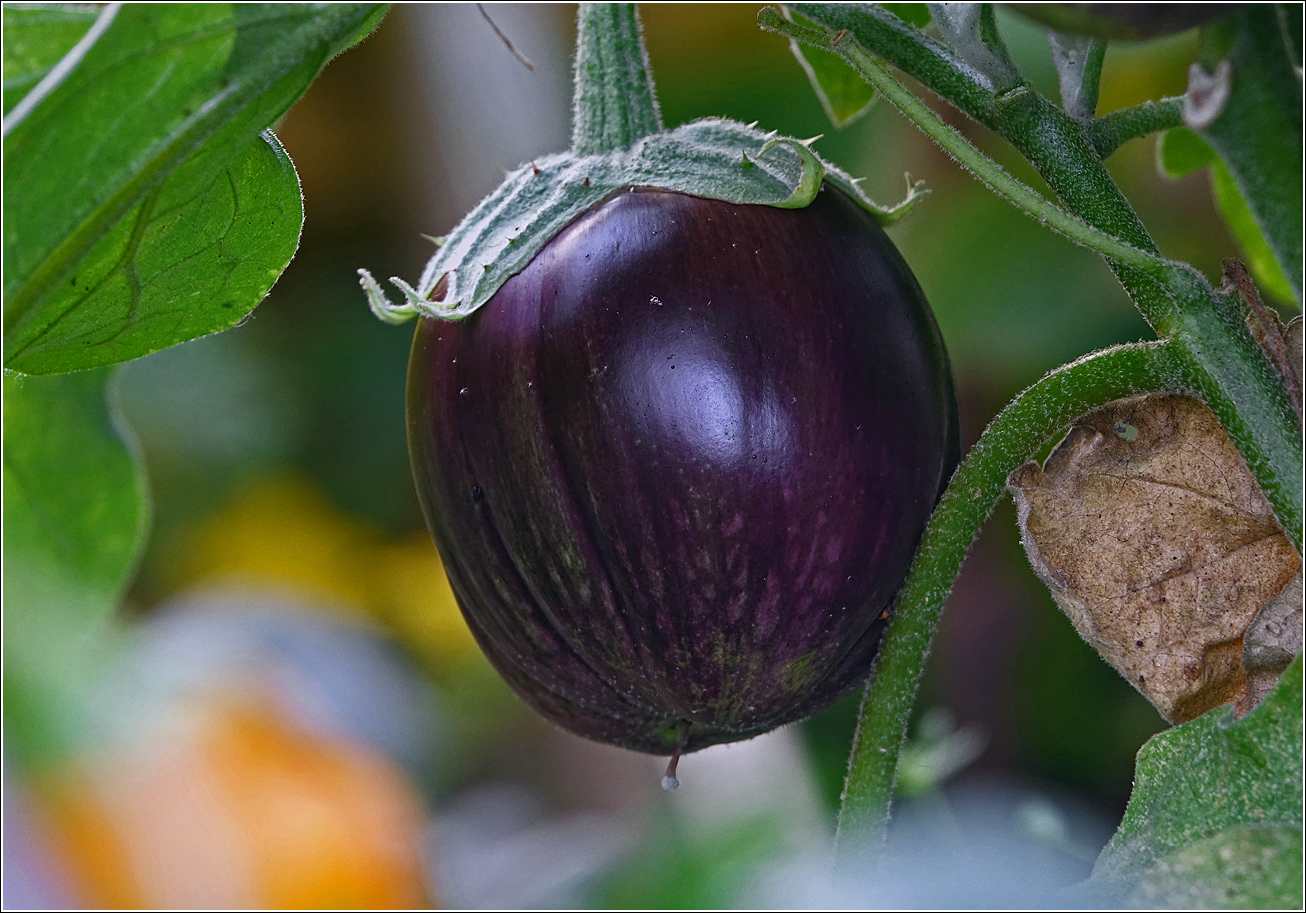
{"left": 407, "top": 185, "right": 960, "bottom": 756}
{"left": 1010, "top": 4, "right": 1234, "bottom": 41}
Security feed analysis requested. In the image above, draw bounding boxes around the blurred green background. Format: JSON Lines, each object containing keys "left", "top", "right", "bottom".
{"left": 8, "top": 4, "right": 1296, "bottom": 909}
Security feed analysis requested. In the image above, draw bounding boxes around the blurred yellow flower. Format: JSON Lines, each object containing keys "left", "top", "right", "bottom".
{"left": 167, "top": 475, "right": 480, "bottom": 667}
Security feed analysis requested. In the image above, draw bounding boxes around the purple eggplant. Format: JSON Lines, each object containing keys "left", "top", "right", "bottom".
{"left": 1009, "top": 4, "right": 1234, "bottom": 41}
{"left": 407, "top": 185, "right": 959, "bottom": 757}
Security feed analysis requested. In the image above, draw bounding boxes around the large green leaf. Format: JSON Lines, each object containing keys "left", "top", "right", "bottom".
{"left": 1088, "top": 655, "right": 1304, "bottom": 906}
{"left": 1158, "top": 127, "right": 1296, "bottom": 304}
{"left": 1198, "top": 4, "right": 1303, "bottom": 303}
{"left": 2, "top": 369, "right": 148, "bottom": 767}
{"left": 1128, "top": 825, "right": 1303, "bottom": 909}
{"left": 1, "top": 3, "right": 97, "bottom": 115}
{"left": 8, "top": 130, "right": 303, "bottom": 374}
{"left": 3, "top": 3, "right": 387, "bottom": 375}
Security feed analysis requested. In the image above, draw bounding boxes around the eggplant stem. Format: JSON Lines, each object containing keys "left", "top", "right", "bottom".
{"left": 661, "top": 721, "right": 689, "bottom": 790}
{"left": 572, "top": 3, "right": 664, "bottom": 155}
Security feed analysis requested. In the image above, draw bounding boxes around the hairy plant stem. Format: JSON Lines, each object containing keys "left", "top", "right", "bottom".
{"left": 830, "top": 37, "right": 1169, "bottom": 282}
{"left": 770, "top": 5, "right": 1301, "bottom": 551}
{"left": 766, "top": 2, "right": 1303, "bottom": 856}
{"left": 1088, "top": 97, "right": 1185, "bottom": 158}
{"left": 571, "top": 2, "right": 662, "bottom": 155}
{"left": 836, "top": 341, "right": 1187, "bottom": 855}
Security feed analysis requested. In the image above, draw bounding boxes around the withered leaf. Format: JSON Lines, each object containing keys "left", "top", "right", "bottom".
{"left": 1243, "top": 569, "right": 1302, "bottom": 713}
{"left": 1009, "top": 393, "right": 1300, "bottom": 724}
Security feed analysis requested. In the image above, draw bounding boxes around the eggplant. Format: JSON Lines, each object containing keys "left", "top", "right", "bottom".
{"left": 407, "top": 184, "right": 959, "bottom": 761}
{"left": 1010, "top": 4, "right": 1235, "bottom": 41}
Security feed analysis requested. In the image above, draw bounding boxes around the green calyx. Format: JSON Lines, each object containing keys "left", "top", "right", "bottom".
{"left": 360, "top": 2, "right": 923, "bottom": 325}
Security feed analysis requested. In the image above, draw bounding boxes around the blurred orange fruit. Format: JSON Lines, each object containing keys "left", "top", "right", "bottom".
{"left": 43, "top": 697, "right": 432, "bottom": 909}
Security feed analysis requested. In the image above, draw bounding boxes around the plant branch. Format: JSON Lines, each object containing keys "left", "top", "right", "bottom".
{"left": 769, "top": 0, "right": 1305, "bottom": 860}
{"left": 925, "top": 3, "right": 1022, "bottom": 94}
{"left": 571, "top": 2, "right": 662, "bottom": 155}
{"left": 836, "top": 340, "right": 1188, "bottom": 856}
{"left": 760, "top": 10, "right": 1171, "bottom": 284}
{"left": 1165, "top": 266, "right": 1304, "bottom": 551}
{"left": 1088, "top": 97, "right": 1185, "bottom": 159}
{"left": 790, "top": 2, "right": 998, "bottom": 117}
{"left": 990, "top": 94, "right": 1303, "bottom": 551}
{"left": 784, "top": 5, "right": 1166, "bottom": 286}
{"left": 477, "top": 4, "right": 534, "bottom": 71}
{"left": 769, "top": 7, "right": 1301, "bottom": 553}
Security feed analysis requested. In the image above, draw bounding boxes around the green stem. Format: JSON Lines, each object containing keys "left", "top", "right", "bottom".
{"left": 989, "top": 88, "right": 1160, "bottom": 251}
{"left": 571, "top": 3, "right": 662, "bottom": 156}
{"left": 760, "top": 11, "right": 1171, "bottom": 283}
{"left": 836, "top": 340, "right": 1187, "bottom": 856}
{"left": 788, "top": 3, "right": 996, "bottom": 118}
{"left": 1165, "top": 267, "right": 1304, "bottom": 552}
{"left": 770, "top": 0, "right": 1304, "bottom": 854}
{"left": 925, "top": 3, "right": 1022, "bottom": 93}
{"left": 778, "top": 5, "right": 1172, "bottom": 321}
{"left": 984, "top": 86, "right": 1185, "bottom": 350}
{"left": 1088, "top": 97, "right": 1185, "bottom": 159}
{"left": 987, "top": 91, "right": 1303, "bottom": 551}
{"left": 771, "top": 6, "right": 1301, "bottom": 549}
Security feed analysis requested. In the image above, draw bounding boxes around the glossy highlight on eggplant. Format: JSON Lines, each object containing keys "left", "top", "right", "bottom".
{"left": 407, "top": 185, "right": 960, "bottom": 756}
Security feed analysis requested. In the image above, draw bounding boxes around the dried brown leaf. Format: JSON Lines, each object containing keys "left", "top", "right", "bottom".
{"left": 1241, "top": 569, "right": 1302, "bottom": 714}
{"left": 1009, "top": 393, "right": 1301, "bottom": 723}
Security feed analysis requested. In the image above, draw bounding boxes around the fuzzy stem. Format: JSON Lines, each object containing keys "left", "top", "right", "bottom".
{"left": 1088, "top": 97, "right": 1185, "bottom": 159}
{"left": 769, "top": 4, "right": 1302, "bottom": 547}
{"left": 925, "top": 3, "right": 1021, "bottom": 94}
{"left": 835, "top": 341, "right": 1187, "bottom": 857}
{"left": 765, "top": 4, "right": 1305, "bottom": 856}
{"left": 571, "top": 3, "right": 663, "bottom": 155}
{"left": 760, "top": 11, "right": 1170, "bottom": 282}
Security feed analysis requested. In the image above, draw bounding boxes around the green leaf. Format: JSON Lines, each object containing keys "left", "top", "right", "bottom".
{"left": 788, "top": 5, "right": 929, "bottom": 129}
{"left": 2, "top": 368, "right": 148, "bottom": 767}
{"left": 1157, "top": 127, "right": 1296, "bottom": 304}
{"left": 793, "top": 40, "right": 876, "bottom": 128}
{"left": 1197, "top": 5, "right": 1303, "bottom": 302}
{"left": 1, "top": 3, "right": 98, "bottom": 116}
{"left": 7, "top": 131, "right": 303, "bottom": 374}
{"left": 1156, "top": 125, "right": 1215, "bottom": 179}
{"left": 1129, "top": 825, "right": 1304, "bottom": 909}
{"left": 3, "top": 3, "right": 388, "bottom": 374}
{"left": 1088, "top": 654, "right": 1304, "bottom": 905}
{"left": 789, "top": 9, "right": 876, "bottom": 128}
